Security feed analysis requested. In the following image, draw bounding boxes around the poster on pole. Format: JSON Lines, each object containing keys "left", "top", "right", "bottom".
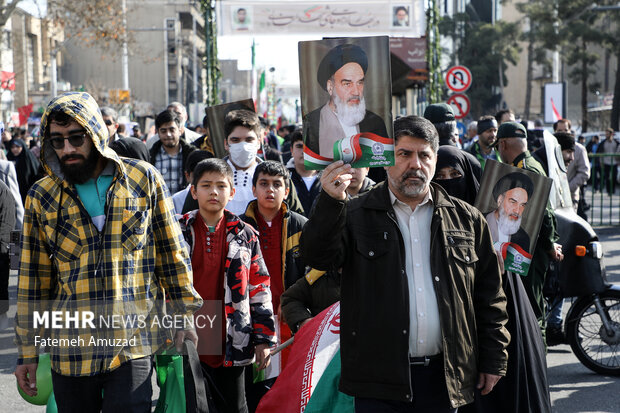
{"left": 299, "top": 36, "right": 393, "bottom": 170}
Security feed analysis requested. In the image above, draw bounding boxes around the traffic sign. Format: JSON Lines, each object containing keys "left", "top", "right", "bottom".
{"left": 445, "top": 66, "right": 472, "bottom": 93}
{"left": 447, "top": 94, "right": 471, "bottom": 119}
{"left": 456, "top": 121, "right": 466, "bottom": 138}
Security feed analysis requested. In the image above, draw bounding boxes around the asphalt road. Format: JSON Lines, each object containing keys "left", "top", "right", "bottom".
{"left": 0, "top": 227, "right": 619, "bottom": 412}
{"left": 545, "top": 226, "right": 620, "bottom": 413}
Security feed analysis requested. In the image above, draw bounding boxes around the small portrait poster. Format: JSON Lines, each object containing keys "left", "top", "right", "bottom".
{"left": 474, "top": 160, "right": 552, "bottom": 277}
{"left": 392, "top": 5, "right": 411, "bottom": 28}
{"left": 299, "top": 36, "right": 393, "bottom": 170}
{"left": 232, "top": 6, "right": 253, "bottom": 31}
{"left": 206, "top": 99, "right": 255, "bottom": 159}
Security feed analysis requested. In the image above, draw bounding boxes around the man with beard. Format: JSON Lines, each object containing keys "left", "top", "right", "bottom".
{"left": 149, "top": 109, "right": 196, "bottom": 194}
{"left": 301, "top": 115, "right": 509, "bottom": 412}
{"left": 302, "top": 43, "right": 388, "bottom": 160}
{"left": 468, "top": 115, "right": 501, "bottom": 169}
{"left": 14, "top": 91, "right": 202, "bottom": 412}
{"left": 485, "top": 172, "right": 533, "bottom": 259}
{"left": 393, "top": 6, "right": 409, "bottom": 26}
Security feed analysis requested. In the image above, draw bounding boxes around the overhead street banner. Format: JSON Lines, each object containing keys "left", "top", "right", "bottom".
{"left": 219, "top": 1, "right": 426, "bottom": 37}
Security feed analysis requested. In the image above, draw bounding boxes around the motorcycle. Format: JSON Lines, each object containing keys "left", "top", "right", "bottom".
{"left": 554, "top": 209, "right": 620, "bottom": 375}
{"left": 533, "top": 130, "right": 620, "bottom": 375}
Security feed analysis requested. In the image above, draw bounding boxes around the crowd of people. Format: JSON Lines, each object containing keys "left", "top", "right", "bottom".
{"left": 6, "top": 90, "right": 617, "bottom": 413}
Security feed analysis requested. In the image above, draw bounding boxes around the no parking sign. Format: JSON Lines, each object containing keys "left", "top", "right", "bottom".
{"left": 447, "top": 94, "right": 471, "bottom": 120}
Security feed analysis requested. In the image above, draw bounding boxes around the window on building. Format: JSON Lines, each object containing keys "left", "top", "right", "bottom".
{"left": 26, "top": 34, "right": 36, "bottom": 86}
{"left": 2, "top": 31, "right": 11, "bottom": 49}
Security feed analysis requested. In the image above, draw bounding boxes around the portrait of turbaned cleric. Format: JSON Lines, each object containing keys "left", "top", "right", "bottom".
{"left": 299, "top": 36, "right": 393, "bottom": 170}
{"left": 475, "top": 160, "right": 552, "bottom": 276}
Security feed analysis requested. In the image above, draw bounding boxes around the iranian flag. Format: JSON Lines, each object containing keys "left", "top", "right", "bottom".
{"left": 256, "top": 302, "right": 354, "bottom": 413}
{"left": 259, "top": 71, "right": 268, "bottom": 117}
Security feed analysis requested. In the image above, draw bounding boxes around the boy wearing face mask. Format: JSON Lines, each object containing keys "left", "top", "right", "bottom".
{"left": 223, "top": 110, "right": 263, "bottom": 215}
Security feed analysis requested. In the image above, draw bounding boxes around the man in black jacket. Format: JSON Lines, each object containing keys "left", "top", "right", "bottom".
{"left": 149, "top": 110, "right": 196, "bottom": 194}
{"left": 301, "top": 116, "right": 509, "bottom": 412}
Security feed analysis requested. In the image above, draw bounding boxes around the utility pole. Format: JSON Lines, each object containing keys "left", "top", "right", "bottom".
{"left": 201, "top": 0, "right": 220, "bottom": 106}
{"left": 121, "top": 0, "right": 129, "bottom": 91}
{"left": 426, "top": 0, "right": 442, "bottom": 104}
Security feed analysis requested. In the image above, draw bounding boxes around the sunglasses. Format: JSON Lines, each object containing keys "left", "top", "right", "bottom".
{"left": 104, "top": 119, "right": 114, "bottom": 126}
{"left": 49, "top": 133, "right": 87, "bottom": 150}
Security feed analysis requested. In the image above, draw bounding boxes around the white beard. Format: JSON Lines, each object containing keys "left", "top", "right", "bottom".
{"left": 333, "top": 94, "right": 366, "bottom": 127}
{"left": 498, "top": 207, "right": 522, "bottom": 236}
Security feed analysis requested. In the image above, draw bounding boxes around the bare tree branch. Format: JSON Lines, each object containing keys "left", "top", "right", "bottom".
{"left": 0, "top": 0, "right": 23, "bottom": 30}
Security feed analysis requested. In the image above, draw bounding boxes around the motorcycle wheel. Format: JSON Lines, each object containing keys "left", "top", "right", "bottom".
{"left": 566, "top": 289, "right": 620, "bottom": 375}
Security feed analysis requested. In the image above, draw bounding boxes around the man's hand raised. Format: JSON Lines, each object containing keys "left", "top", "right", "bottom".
{"left": 320, "top": 161, "right": 353, "bottom": 201}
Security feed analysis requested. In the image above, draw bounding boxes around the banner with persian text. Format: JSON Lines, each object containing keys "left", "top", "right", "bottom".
{"left": 218, "top": 1, "right": 426, "bottom": 37}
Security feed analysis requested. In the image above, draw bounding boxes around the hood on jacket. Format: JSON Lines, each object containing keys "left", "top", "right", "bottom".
{"left": 40, "top": 91, "right": 122, "bottom": 182}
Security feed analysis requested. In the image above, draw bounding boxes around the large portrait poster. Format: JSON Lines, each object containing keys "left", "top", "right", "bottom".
{"left": 474, "top": 160, "right": 552, "bottom": 277}
{"left": 206, "top": 99, "right": 255, "bottom": 158}
{"left": 299, "top": 36, "right": 393, "bottom": 170}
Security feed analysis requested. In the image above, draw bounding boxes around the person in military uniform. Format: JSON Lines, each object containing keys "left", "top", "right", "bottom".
{"left": 493, "top": 122, "right": 564, "bottom": 341}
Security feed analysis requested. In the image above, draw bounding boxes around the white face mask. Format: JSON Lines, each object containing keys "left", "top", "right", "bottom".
{"left": 229, "top": 142, "right": 258, "bottom": 168}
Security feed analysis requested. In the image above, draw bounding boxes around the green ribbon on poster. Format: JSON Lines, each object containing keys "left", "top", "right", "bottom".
{"left": 501, "top": 242, "right": 532, "bottom": 277}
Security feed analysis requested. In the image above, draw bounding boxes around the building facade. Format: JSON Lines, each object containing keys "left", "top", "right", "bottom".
{"left": 62, "top": 0, "right": 206, "bottom": 125}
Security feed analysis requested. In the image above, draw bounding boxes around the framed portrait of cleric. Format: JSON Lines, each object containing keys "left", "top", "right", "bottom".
{"left": 474, "top": 160, "right": 552, "bottom": 277}
{"left": 392, "top": 5, "right": 411, "bottom": 28}
{"left": 206, "top": 99, "right": 255, "bottom": 159}
{"left": 299, "top": 36, "right": 393, "bottom": 170}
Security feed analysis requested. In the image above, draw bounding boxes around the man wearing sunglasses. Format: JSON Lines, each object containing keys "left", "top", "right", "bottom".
{"left": 101, "top": 106, "right": 122, "bottom": 144}
{"left": 14, "top": 91, "right": 203, "bottom": 412}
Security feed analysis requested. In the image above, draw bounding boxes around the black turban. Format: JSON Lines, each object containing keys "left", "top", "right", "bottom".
{"left": 317, "top": 44, "right": 368, "bottom": 91}
{"left": 492, "top": 172, "right": 534, "bottom": 200}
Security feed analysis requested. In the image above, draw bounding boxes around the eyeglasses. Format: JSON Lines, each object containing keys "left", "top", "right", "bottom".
{"left": 49, "top": 133, "right": 87, "bottom": 150}
{"left": 104, "top": 119, "right": 114, "bottom": 126}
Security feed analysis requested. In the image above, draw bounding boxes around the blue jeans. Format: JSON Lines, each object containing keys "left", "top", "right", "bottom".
{"left": 547, "top": 295, "right": 565, "bottom": 328}
{"left": 51, "top": 356, "right": 153, "bottom": 413}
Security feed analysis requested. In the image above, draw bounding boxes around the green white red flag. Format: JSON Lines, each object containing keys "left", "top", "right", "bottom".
{"left": 256, "top": 302, "right": 354, "bottom": 413}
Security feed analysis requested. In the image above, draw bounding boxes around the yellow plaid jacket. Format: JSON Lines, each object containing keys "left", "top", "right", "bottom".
{"left": 15, "top": 92, "right": 203, "bottom": 376}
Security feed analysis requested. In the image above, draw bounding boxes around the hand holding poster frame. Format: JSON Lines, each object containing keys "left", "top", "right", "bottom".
{"left": 299, "top": 36, "right": 393, "bottom": 170}
{"left": 474, "top": 160, "right": 552, "bottom": 277}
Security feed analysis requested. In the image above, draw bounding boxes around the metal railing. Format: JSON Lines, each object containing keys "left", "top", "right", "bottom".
{"left": 587, "top": 153, "right": 620, "bottom": 226}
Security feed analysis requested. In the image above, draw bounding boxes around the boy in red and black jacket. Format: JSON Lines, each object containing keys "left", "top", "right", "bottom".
{"left": 179, "top": 158, "right": 276, "bottom": 413}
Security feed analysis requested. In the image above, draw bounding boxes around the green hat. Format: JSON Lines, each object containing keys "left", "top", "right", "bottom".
{"left": 493, "top": 121, "right": 527, "bottom": 146}
{"left": 423, "top": 103, "right": 455, "bottom": 124}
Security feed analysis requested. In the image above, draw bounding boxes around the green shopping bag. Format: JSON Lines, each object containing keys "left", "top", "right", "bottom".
{"left": 154, "top": 339, "right": 211, "bottom": 413}
{"left": 154, "top": 352, "right": 186, "bottom": 413}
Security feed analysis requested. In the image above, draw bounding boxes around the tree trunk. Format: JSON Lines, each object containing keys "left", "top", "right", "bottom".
{"left": 524, "top": 38, "right": 534, "bottom": 120}
{"left": 612, "top": 47, "right": 620, "bottom": 131}
{"left": 581, "top": 40, "right": 588, "bottom": 133}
